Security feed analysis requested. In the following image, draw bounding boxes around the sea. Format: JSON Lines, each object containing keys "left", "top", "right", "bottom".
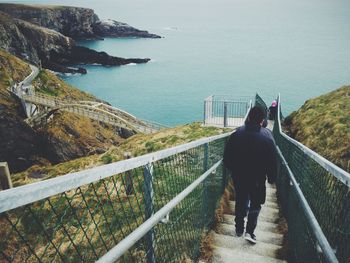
{"left": 5, "top": 0, "right": 350, "bottom": 126}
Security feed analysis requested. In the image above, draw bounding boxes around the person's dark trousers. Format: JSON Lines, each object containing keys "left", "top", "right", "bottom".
{"left": 234, "top": 183, "right": 262, "bottom": 234}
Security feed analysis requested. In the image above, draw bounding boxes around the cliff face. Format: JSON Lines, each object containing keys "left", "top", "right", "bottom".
{"left": 0, "top": 3, "right": 160, "bottom": 39}
{"left": 0, "top": 4, "right": 157, "bottom": 73}
{"left": 285, "top": 86, "right": 350, "bottom": 172}
{"left": 0, "top": 4, "right": 99, "bottom": 39}
{"left": 0, "top": 11, "right": 72, "bottom": 65}
{"left": 0, "top": 50, "right": 125, "bottom": 173}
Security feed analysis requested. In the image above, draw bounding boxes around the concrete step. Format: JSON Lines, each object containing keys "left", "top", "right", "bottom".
{"left": 213, "top": 232, "right": 284, "bottom": 259}
{"left": 213, "top": 246, "right": 287, "bottom": 263}
{"left": 266, "top": 183, "right": 276, "bottom": 189}
{"left": 220, "top": 223, "right": 284, "bottom": 246}
{"left": 266, "top": 195, "right": 277, "bottom": 203}
{"left": 222, "top": 214, "right": 281, "bottom": 234}
{"left": 228, "top": 201, "right": 279, "bottom": 223}
{"left": 266, "top": 189, "right": 277, "bottom": 197}
{"left": 264, "top": 200, "right": 279, "bottom": 209}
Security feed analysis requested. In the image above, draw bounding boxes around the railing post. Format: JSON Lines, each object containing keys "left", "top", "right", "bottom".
{"left": 124, "top": 152, "right": 134, "bottom": 195}
{"left": 203, "top": 100, "right": 207, "bottom": 125}
{"left": 224, "top": 102, "right": 228, "bottom": 127}
{"left": 144, "top": 163, "right": 155, "bottom": 263}
{"left": 201, "top": 143, "right": 209, "bottom": 227}
{"left": 0, "top": 162, "right": 12, "bottom": 190}
{"left": 203, "top": 143, "right": 209, "bottom": 172}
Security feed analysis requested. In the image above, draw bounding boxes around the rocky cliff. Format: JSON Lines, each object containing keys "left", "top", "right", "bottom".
{"left": 0, "top": 3, "right": 160, "bottom": 39}
{"left": 0, "top": 4, "right": 158, "bottom": 73}
{"left": 285, "top": 86, "right": 350, "bottom": 172}
{"left": 0, "top": 11, "right": 72, "bottom": 68}
{"left": 0, "top": 50, "right": 126, "bottom": 173}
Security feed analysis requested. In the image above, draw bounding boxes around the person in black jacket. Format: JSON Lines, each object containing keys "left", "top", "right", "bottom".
{"left": 223, "top": 106, "right": 277, "bottom": 244}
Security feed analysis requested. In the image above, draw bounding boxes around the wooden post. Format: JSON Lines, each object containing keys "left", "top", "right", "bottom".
{"left": 0, "top": 162, "right": 13, "bottom": 190}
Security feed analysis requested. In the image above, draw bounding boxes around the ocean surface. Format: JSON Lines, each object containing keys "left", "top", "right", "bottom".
{"left": 6, "top": 0, "right": 350, "bottom": 126}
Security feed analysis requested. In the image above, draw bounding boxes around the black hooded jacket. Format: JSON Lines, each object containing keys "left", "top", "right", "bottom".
{"left": 223, "top": 122, "right": 277, "bottom": 203}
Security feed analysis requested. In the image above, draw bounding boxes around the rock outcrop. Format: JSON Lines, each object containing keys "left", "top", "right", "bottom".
{"left": 0, "top": 4, "right": 158, "bottom": 73}
{"left": 0, "top": 11, "right": 72, "bottom": 67}
{"left": 93, "top": 19, "right": 161, "bottom": 38}
{"left": 0, "top": 3, "right": 160, "bottom": 39}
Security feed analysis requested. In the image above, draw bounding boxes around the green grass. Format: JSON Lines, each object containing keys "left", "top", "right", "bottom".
{"left": 12, "top": 122, "right": 230, "bottom": 186}
{"left": 285, "top": 85, "right": 350, "bottom": 172}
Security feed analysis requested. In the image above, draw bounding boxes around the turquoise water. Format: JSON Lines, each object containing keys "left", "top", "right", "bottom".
{"left": 8, "top": 0, "right": 350, "bottom": 126}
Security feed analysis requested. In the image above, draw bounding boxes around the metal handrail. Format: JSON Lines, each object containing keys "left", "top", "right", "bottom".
{"left": 97, "top": 160, "right": 222, "bottom": 263}
{"left": 21, "top": 93, "right": 163, "bottom": 133}
{"left": 0, "top": 132, "right": 231, "bottom": 213}
{"left": 276, "top": 147, "right": 339, "bottom": 263}
{"left": 275, "top": 94, "right": 341, "bottom": 263}
{"left": 98, "top": 98, "right": 253, "bottom": 261}
{"left": 276, "top": 94, "right": 350, "bottom": 186}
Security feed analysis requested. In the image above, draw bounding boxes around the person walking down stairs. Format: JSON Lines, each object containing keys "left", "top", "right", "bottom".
{"left": 223, "top": 106, "right": 277, "bottom": 243}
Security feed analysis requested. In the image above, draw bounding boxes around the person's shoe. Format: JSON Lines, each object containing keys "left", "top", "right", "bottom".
{"left": 236, "top": 231, "right": 243, "bottom": 237}
{"left": 244, "top": 232, "right": 257, "bottom": 244}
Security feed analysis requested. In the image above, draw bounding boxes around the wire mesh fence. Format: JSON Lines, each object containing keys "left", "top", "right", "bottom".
{"left": 275, "top": 149, "right": 331, "bottom": 263}
{"left": 0, "top": 134, "right": 229, "bottom": 262}
{"left": 272, "top": 95, "right": 349, "bottom": 263}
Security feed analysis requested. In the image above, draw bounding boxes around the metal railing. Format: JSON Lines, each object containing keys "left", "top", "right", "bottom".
{"left": 272, "top": 94, "right": 350, "bottom": 263}
{"left": 0, "top": 132, "right": 231, "bottom": 262}
{"left": 203, "top": 95, "right": 252, "bottom": 127}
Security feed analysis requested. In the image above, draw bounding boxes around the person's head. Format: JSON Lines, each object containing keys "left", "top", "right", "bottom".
{"left": 271, "top": 100, "right": 277, "bottom": 107}
{"left": 247, "top": 106, "right": 265, "bottom": 125}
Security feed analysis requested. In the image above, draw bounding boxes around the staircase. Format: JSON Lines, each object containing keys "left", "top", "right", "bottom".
{"left": 212, "top": 183, "right": 287, "bottom": 263}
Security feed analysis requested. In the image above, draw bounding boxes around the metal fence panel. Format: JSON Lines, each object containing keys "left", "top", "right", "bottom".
{"left": 0, "top": 134, "right": 229, "bottom": 262}
{"left": 272, "top": 94, "right": 349, "bottom": 263}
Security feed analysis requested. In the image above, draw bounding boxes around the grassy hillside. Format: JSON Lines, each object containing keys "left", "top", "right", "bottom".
{"left": 13, "top": 122, "right": 229, "bottom": 186}
{"left": 0, "top": 49, "right": 124, "bottom": 173}
{"left": 33, "top": 69, "right": 96, "bottom": 100}
{"left": 285, "top": 85, "right": 350, "bottom": 172}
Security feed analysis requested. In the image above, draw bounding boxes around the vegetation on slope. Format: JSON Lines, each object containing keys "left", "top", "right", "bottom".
{"left": 33, "top": 69, "right": 96, "bottom": 100}
{"left": 0, "top": 49, "right": 124, "bottom": 173}
{"left": 0, "top": 49, "right": 49, "bottom": 172}
{"left": 285, "top": 85, "right": 350, "bottom": 172}
{"left": 13, "top": 122, "right": 230, "bottom": 186}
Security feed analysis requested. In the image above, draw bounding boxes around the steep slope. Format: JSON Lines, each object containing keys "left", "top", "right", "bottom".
{"left": 0, "top": 50, "right": 125, "bottom": 173}
{"left": 285, "top": 86, "right": 350, "bottom": 172}
{"left": 0, "top": 11, "right": 72, "bottom": 67}
{"left": 12, "top": 123, "right": 229, "bottom": 186}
